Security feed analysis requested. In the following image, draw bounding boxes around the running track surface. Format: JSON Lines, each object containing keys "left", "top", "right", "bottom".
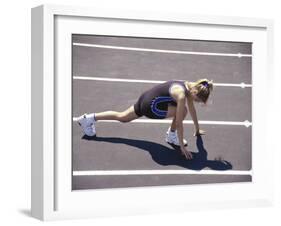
{"left": 72, "top": 35, "right": 252, "bottom": 190}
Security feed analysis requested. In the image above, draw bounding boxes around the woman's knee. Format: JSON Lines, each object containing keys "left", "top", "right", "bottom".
{"left": 166, "top": 105, "right": 177, "bottom": 118}
{"left": 184, "top": 106, "right": 188, "bottom": 117}
{"left": 166, "top": 105, "right": 188, "bottom": 119}
{"left": 117, "top": 112, "right": 131, "bottom": 123}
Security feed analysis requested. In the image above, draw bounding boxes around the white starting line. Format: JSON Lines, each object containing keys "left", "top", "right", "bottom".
{"left": 73, "top": 117, "right": 252, "bottom": 127}
{"left": 73, "top": 76, "right": 252, "bottom": 88}
{"left": 73, "top": 169, "right": 252, "bottom": 176}
{"left": 73, "top": 42, "right": 252, "bottom": 58}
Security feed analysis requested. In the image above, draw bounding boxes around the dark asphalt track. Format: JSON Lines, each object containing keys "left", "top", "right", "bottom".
{"left": 72, "top": 35, "right": 252, "bottom": 190}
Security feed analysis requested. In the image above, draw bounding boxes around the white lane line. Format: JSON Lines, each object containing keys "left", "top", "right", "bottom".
{"left": 73, "top": 76, "right": 252, "bottom": 88}
{"left": 73, "top": 170, "right": 252, "bottom": 176}
{"left": 73, "top": 118, "right": 252, "bottom": 127}
{"left": 73, "top": 43, "right": 252, "bottom": 58}
{"left": 214, "top": 82, "right": 252, "bottom": 88}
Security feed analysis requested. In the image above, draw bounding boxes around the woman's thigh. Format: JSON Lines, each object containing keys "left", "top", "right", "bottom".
{"left": 166, "top": 105, "right": 187, "bottom": 119}
{"left": 120, "top": 105, "right": 140, "bottom": 122}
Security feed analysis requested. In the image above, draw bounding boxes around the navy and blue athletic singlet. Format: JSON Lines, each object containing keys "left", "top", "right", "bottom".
{"left": 134, "top": 80, "right": 189, "bottom": 119}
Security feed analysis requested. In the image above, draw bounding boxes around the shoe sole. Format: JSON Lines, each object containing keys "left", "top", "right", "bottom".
{"left": 77, "top": 121, "right": 96, "bottom": 137}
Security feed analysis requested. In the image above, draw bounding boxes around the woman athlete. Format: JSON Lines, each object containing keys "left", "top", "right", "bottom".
{"left": 76, "top": 78, "right": 213, "bottom": 160}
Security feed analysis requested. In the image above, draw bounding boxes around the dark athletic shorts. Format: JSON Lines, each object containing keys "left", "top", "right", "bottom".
{"left": 134, "top": 93, "right": 177, "bottom": 119}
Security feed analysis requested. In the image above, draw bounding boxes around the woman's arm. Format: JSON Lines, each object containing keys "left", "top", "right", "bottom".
{"left": 175, "top": 93, "right": 187, "bottom": 148}
{"left": 176, "top": 94, "right": 193, "bottom": 159}
{"left": 170, "top": 85, "right": 193, "bottom": 159}
{"left": 187, "top": 97, "right": 200, "bottom": 133}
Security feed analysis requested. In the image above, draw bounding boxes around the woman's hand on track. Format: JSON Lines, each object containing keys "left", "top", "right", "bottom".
{"left": 180, "top": 146, "right": 193, "bottom": 160}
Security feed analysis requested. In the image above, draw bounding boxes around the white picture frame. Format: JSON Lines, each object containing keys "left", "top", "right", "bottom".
{"left": 31, "top": 4, "right": 274, "bottom": 221}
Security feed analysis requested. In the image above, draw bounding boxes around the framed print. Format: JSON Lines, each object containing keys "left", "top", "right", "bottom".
{"left": 31, "top": 4, "right": 274, "bottom": 221}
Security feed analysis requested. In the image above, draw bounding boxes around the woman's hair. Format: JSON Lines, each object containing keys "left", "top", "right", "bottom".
{"left": 192, "top": 78, "right": 213, "bottom": 103}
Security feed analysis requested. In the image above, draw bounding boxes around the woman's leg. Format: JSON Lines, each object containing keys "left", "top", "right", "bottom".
{"left": 166, "top": 105, "right": 188, "bottom": 130}
{"left": 95, "top": 105, "right": 139, "bottom": 123}
{"left": 165, "top": 105, "right": 188, "bottom": 146}
{"left": 77, "top": 106, "right": 139, "bottom": 137}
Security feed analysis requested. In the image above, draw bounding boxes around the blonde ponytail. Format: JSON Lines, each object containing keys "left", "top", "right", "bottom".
{"left": 193, "top": 78, "right": 213, "bottom": 103}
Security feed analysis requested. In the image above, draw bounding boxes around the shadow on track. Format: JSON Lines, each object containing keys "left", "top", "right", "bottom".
{"left": 82, "top": 135, "right": 232, "bottom": 171}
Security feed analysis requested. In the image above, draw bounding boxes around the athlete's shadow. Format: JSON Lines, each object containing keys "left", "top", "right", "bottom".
{"left": 82, "top": 135, "right": 232, "bottom": 171}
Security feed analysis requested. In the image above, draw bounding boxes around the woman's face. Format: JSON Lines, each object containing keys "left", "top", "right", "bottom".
{"left": 190, "top": 89, "right": 203, "bottom": 103}
{"left": 193, "top": 96, "right": 203, "bottom": 103}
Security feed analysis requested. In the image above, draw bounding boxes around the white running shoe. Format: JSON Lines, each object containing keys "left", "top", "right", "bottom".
{"left": 76, "top": 113, "right": 96, "bottom": 137}
{"left": 165, "top": 127, "right": 188, "bottom": 146}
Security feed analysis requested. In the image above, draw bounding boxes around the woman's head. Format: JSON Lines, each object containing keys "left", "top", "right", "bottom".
{"left": 190, "top": 79, "right": 213, "bottom": 103}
